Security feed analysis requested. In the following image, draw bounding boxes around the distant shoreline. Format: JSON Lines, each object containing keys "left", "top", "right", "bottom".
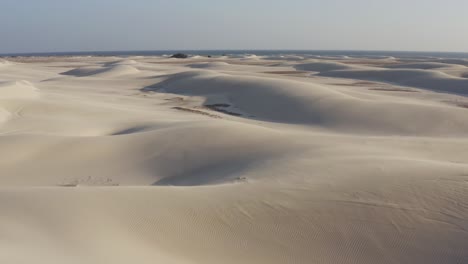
{"left": 2, "top": 50, "right": 468, "bottom": 59}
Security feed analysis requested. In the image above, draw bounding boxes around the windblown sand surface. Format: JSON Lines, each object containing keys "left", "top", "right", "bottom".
{"left": 1, "top": 54, "right": 468, "bottom": 264}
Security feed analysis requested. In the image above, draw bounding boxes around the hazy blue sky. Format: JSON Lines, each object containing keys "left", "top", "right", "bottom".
{"left": 1, "top": 0, "right": 468, "bottom": 53}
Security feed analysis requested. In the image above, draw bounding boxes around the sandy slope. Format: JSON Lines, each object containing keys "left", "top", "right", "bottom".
{"left": 0, "top": 55, "right": 468, "bottom": 264}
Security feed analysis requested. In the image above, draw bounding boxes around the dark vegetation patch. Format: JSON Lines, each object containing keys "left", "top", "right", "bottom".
{"left": 442, "top": 100, "right": 468, "bottom": 109}
{"left": 263, "top": 71, "right": 309, "bottom": 75}
{"left": 58, "top": 176, "right": 119, "bottom": 187}
{"left": 332, "top": 81, "right": 381, "bottom": 86}
{"left": 204, "top": 103, "right": 243, "bottom": 116}
{"left": 205, "top": 103, "right": 230, "bottom": 107}
{"left": 457, "top": 103, "right": 468, "bottom": 109}
{"left": 172, "top": 107, "right": 222, "bottom": 119}
{"left": 165, "top": 97, "right": 184, "bottom": 102}
{"left": 369, "top": 88, "right": 419, "bottom": 92}
{"left": 170, "top": 53, "right": 189, "bottom": 59}
{"left": 332, "top": 81, "right": 419, "bottom": 92}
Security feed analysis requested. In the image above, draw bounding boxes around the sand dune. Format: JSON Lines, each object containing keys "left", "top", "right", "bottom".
{"left": 105, "top": 59, "right": 139, "bottom": 65}
{"left": 0, "top": 55, "right": 468, "bottom": 264}
{"left": 187, "top": 61, "right": 293, "bottom": 74}
{"left": 381, "top": 62, "right": 464, "bottom": 69}
{"left": 62, "top": 64, "right": 140, "bottom": 77}
{"left": 0, "top": 122, "right": 297, "bottom": 186}
{"left": 319, "top": 68, "right": 468, "bottom": 95}
{"left": 295, "top": 61, "right": 360, "bottom": 72}
{"left": 291, "top": 59, "right": 468, "bottom": 95}
{"left": 145, "top": 70, "right": 468, "bottom": 135}
{"left": 0, "top": 80, "right": 40, "bottom": 99}
{"left": 263, "top": 54, "right": 305, "bottom": 61}
{"left": 189, "top": 61, "right": 231, "bottom": 68}
{"left": 0, "top": 59, "right": 11, "bottom": 66}
{"left": 435, "top": 58, "right": 468, "bottom": 67}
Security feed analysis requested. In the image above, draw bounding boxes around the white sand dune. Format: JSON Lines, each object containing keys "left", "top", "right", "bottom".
{"left": 189, "top": 61, "right": 231, "bottom": 68}
{"left": 0, "top": 55, "right": 468, "bottom": 264}
{"left": 435, "top": 58, "right": 468, "bottom": 67}
{"left": 62, "top": 64, "right": 140, "bottom": 77}
{"left": 264, "top": 55, "right": 305, "bottom": 61}
{"left": 0, "top": 59, "right": 11, "bottom": 66}
{"left": 293, "top": 59, "right": 468, "bottom": 95}
{"left": 105, "top": 59, "right": 139, "bottom": 65}
{"left": 319, "top": 68, "right": 468, "bottom": 95}
{"left": 0, "top": 80, "right": 40, "bottom": 99}
{"left": 146, "top": 70, "right": 468, "bottom": 135}
{"left": 187, "top": 61, "right": 292, "bottom": 73}
{"left": 381, "top": 62, "right": 464, "bottom": 69}
{"left": 295, "top": 61, "right": 360, "bottom": 72}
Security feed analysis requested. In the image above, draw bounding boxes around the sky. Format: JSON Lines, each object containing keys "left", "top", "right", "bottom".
{"left": 1, "top": 0, "right": 468, "bottom": 54}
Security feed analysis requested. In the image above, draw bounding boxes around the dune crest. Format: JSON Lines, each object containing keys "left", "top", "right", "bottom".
{"left": 0, "top": 59, "right": 11, "bottom": 66}
{"left": 295, "top": 61, "right": 360, "bottom": 72}
{"left": 0, "top": 80, "right": 40, "bottom": 99}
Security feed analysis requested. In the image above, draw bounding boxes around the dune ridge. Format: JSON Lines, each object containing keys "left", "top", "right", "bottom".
{"left": 0, "top": 80, "right": 40, "bottom": 99}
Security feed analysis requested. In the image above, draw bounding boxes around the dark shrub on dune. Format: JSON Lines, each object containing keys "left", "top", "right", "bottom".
{"left": 171, "top": 53, "right": 189, "bottom": 59}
